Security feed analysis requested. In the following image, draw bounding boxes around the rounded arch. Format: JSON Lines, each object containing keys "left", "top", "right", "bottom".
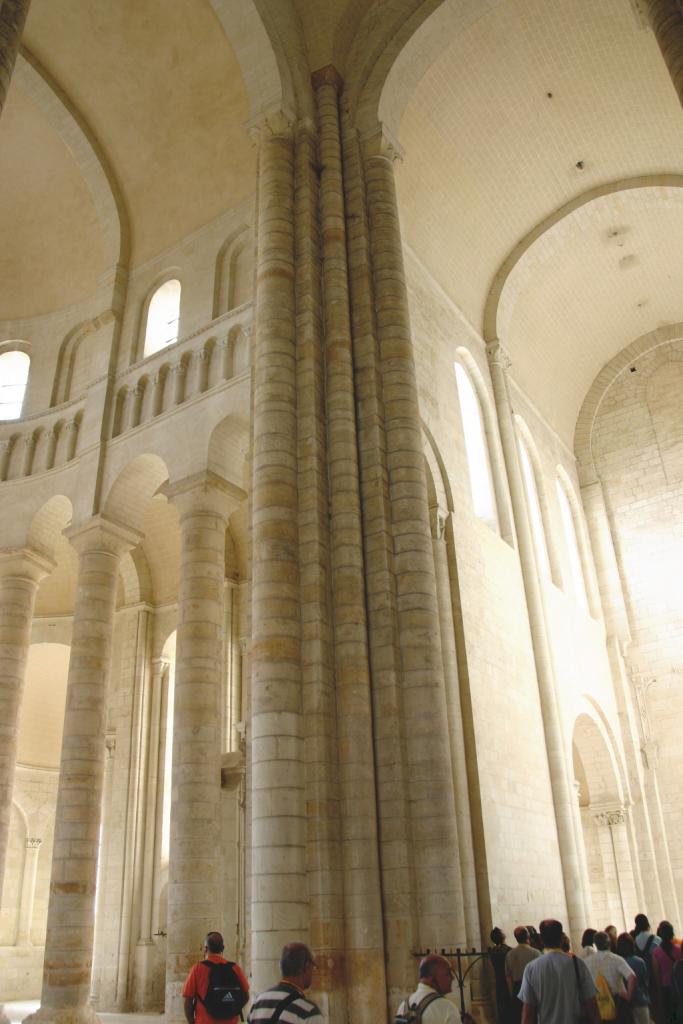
{"left": 208, "top": 0, "right": 300, "bottom": 121}
{"left": 16, "top": 47, "right": 129, "bottom": 269}
{"left": 102, "top": 453, "right": 170, "bottom": 535}
{"left": 213, "top": 227, "right": 254, "bottom": 319}
{"left": 482, "top": 177, "right": 683, "bottom": 346}
{"left": 207, "top": 414, "right": 250, "bottom": 491}
{"left": 28, "top": 494, "right": 73, "bottom": 562}
{"left": 574, "top": 322, "right": 683, "bottom": 485}
{"left": 572, "top": 705, "right": 624, "bottom": 810}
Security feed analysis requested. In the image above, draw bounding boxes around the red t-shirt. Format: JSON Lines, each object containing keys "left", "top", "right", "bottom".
{"left": 182, "top": 955, "right": 249, "bottom": 1024}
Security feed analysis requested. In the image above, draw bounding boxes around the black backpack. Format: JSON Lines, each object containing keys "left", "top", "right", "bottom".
{"left": 395, "top": 991, "right": 442, "bottom": 1024}
{"left": 197, "top": 960, "right": 249, "bottom": 1020}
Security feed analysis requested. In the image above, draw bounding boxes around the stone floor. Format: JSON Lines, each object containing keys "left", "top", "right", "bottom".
{"left": 5, "top": 1004, "right": 161, "bottom": 1024}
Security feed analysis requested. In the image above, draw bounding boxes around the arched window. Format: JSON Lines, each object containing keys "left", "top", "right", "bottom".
{"left": 517, "top": 436, "right": 551, "bottom": 578}
{"left": 556, "top": 477, "right": 589, "bottom": 612}
{"left": 0, "top": 349, "right": 30, "bottom": 420}
{"left": 143, "top": 279, "right": 181, "bottom": 358}
{"left": 454, "top": 361, "right": 499, "bottom": 531}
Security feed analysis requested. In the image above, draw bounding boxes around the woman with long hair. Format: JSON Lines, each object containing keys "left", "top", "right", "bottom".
{"left": 617, "top": 931, "right": 650, "bottom": 1024}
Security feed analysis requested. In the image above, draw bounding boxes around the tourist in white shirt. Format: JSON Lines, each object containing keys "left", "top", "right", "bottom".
{"left": 585, "top": 931, "right": 636, "bottom": 1006}
{"left": 396, "top": 954, "right": 459, "bottom": 1024}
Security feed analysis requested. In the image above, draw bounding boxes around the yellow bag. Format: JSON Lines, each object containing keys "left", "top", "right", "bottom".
{"left": 595, "top": 974, "right": 617, "bottom": 1021}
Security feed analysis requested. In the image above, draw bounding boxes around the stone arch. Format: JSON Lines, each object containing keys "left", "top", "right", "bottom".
{"left": 101, "top": 453, "right": 170, "bottom": 535}
{"left": 574, "top": 322, "right": 683, "bottom": 485}
{"left": 51, "top": 312, "right": 115, "bottom": 406}
{"left": 213, "top": 228, "right": 254, "bottom": 319}
{"left": 207, "top": 414, "right": 250, "bottom": 492}
{"left": 117, "top": 546, "right": 153, "bottom": 607}
{"left": 572, "top": 705, "right": 636, "bottom": 930}
{"left": 16, "top": 48, "right": 129, "bottom": 269}
{"left": 514, "top": 414, "right": 563, "bottom": 588}
{"left": 208, "top": 0, "right": 300, "bottom": 120}
{"left": 555, "top": 463, "right": 600, "bottom": 617}
{"left": 482, "top": 179, "right": 683, "bottom": 346}
{"left": 27, "top": 494, "right": 73, "bottom": 562}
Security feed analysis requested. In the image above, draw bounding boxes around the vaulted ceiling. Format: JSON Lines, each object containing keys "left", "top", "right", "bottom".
{"left": 1, "top": 0, "right": 682, "bottom": 445}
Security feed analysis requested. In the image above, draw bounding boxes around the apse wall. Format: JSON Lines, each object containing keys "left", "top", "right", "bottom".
{"left": 590, "top": 337, "right": 683, "bottom": 905}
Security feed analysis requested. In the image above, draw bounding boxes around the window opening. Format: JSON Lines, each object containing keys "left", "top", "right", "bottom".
{"left": 144, "top": 280, "right": 181, "bottom": 357}
{"left": 0, "top": 349, "right": 30, "bottom": 419}
{"left": 454, "top": 361, "right": 499, "bottom": 531}
{"left": 518, "top": 437, "right": 551, "bottom": 578}
{"left": 556, "top": 479, "right": 589, "bottom": 611}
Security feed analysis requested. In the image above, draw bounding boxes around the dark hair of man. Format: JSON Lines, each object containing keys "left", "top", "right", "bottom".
{"left": 539, "top": 919, "right": 564, "bottom": 949}
{"left": 657, "top": 921, "right": 674, "bottom": 949}
{"left": 280, "top": 942, "right": 312, "bottom": 977}
{"left": 617, "top": 933, "right": 635, "bottom": 958}
{"left": 514, "top": 926, "right": 529, "bottom": 944}
{"left": 634, "top": 914, "right": 649, "bottom": 935}
{"left": 490, "top": 927, "right": 505, "bottom": 945}
{"left": 581, "top": 929, "right": 597, "bottom": 948}
{"left": 594, "top": 931, "right": 610, "bottom": 951}
{"left": 205, "top": 932, "right": 224, "bottom": 954}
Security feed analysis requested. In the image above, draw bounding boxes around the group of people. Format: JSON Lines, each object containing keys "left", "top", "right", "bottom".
{"left": 180, "top": 913, "right": 683, "bottom": 1024}
{"left": 488, "top": 915, "right": 683, "bottom": 1024}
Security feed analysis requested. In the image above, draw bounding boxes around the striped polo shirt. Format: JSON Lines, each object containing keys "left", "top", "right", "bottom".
{"left": 248, "top": 982, "right": 323, "bottom": 1023}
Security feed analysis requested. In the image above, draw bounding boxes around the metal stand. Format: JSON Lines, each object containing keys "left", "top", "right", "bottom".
{"left": 414, "top": 947, "right": 489, "bottom": 1016}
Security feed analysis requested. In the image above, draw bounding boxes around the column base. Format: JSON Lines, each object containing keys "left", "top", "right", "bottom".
{"left": 23, "top": 1005, "right": 100, "bottom": 1024}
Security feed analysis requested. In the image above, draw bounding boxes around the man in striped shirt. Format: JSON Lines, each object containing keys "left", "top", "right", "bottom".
{"left": 248, "top": 943, "right": 323, "bottom": 1023}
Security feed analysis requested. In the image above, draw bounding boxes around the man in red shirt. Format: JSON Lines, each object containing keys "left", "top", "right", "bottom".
{"left": 183, "top": 931, "right": 249, "bottom": 1024}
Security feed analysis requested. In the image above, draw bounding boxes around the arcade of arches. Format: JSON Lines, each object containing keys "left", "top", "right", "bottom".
{"left": 0, "top": 1, "right": 683, "bottom": 1022}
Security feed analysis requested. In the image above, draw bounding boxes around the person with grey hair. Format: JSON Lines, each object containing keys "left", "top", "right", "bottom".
{"left": 248, "top": 943, "right": 323, "bottom": 1022}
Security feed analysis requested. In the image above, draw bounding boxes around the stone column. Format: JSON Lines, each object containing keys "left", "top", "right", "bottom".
{"left": 250, "top": 112, "right": 309, "bottom": 991}
{"left": 22, "top": 434, "right": 36, "bottom": 477}
{"left": 171, "top": 362, "right": 186, "bottom": 406}
{"left": 0, "top": 439, "right": 12, "bottom": 481}
{"left": 486, "top": 340, "right": 586, "bottom": 940}
{"left": 643, "top": 0, "right": 683, "bottom": 107}
{"left": 16, "top": 836, "right": 42, "bottom": 946}
{"left": 363, "top": 125, "right": 462, "bottom": 949}
{"left": 0, "top": 547, "right": 53, "bottom": 896}
{"left": 162, "top": 472, "right": 243, "bottom": 1023}
{"left": 313, "top": 70, "right": 386, "bottom": 1020}
{"left": 572, "top": 780, "right": 594, "bottom": 923}
{"left": 593, "top": 806, "right": 637, "bottom": 930}
{"left": 430, "top": 507, "right": 472, "bottom": 947}
{"left": 26, "top": 516, "right": 139, "bottom": 1024}
{"left": 0, "top": 0, "right": 31, "bottom": 115}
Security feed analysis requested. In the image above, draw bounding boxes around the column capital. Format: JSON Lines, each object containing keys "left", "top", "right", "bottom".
{"left": 0, "top": 546, "right": 55, "bottom": 582}
{"left": 360, "top": 121, "right": 405, "bottom": 162}
{"left": 162, "top": 470, "right": 246, "bottom": 520}
{"left": 486, "top": 339, "right": 512, "bottom": 370}
{"left": 593, "top": 804, "right": 627, "bottom": 827}
{"left": 64, "top": 514, "right": 142, "bottom": 558}
{"left": 311, "top": 64, "right": 343, "bottom": 92}
{"left": 429, "top": 506, "right": 449, "bottom": 541}
{"left": 246, "top": 106, "right": 296, "bottom": 144}
{"left": 26, "top": 837, "right": 42, "bottom": 850}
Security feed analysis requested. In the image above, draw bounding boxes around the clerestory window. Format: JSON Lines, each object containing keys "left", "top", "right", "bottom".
{"left": 0, "top": 349, "right": 30, "bottom": 420}
{"left": 454, "top": 361, "right": 500, "bottom": 531}
{"left": 143, "top": 279, "right": 181, "bottom": 357}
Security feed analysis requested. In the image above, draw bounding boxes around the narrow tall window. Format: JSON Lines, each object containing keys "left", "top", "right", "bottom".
{"left": 144, "top": 279, "right": 181, "bottom": 357}
{"left": 556, "top": 478, "right": 589, "bottom": 611}
{"left": 518, "top": 437, "right": 551, "bottom": 578}
{"left": 0, "top": 350, "right": 30, "bottom": 419}
{"left": 454, "top": 361, "right": 499, "bottom": 531}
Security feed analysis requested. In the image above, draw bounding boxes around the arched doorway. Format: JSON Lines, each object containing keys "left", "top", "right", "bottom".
{"left": 573, "top": 712, "right": 637, "bottom": 931}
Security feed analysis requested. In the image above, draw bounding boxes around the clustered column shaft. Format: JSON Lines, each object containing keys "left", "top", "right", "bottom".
{"left": 250, "top": 117, "right": 308, "bottom": 991}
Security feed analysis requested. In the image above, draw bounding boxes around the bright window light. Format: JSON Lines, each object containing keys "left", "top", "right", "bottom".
{"left": 557, "top": 479, "right": 589, "bottom": 611}
{"left": 0, "top": 350, "right": 30, "bottom": 420}
{"left": 144, "top": 279, "right": 181, "bottom": 357}
{"left": 454, "top": 362, "right": 499, "bottom": 531}
{"left": 160, "top": 645, "right": 176, "bottom": 866}
{"left": 518, "top": 438, "right": 551, "bottom": 578}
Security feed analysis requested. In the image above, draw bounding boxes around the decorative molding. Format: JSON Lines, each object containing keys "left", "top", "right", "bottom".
{"left": 593, "top": 806, "right": 626, "bottom": 827}
{"left": 486, "top": 339, "right": 512, "bottom": 371}
{"left": 26, "top": 837, "right": 42, "bottom": 850}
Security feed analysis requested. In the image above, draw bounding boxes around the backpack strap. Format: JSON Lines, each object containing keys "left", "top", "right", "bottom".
{"left": 410, "top": 991, "right": 443, "bottom": 1022}
{"left": 644, "top": 936, "right": 655, "bottom": 957}
{"left": 270, "top": 989, "right": 301, "bottom": 1022}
